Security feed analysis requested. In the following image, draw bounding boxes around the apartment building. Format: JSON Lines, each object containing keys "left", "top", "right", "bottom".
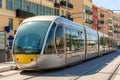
{"left": 97, "top": 7, "right": 108, "bottom": 35}
{"left": 0, "top": 0, "right": 73, "bottom": 47}
{"left": 72, "top": 0, "right": 93, "bottom": 28}
{"left": 112, "top": 12, "right": 120, "bottom": 42}
{"left": 92, "top": 4, "right": 98, "bottom": 30}
{"left": 0, "top": 0, "right": 120, "bottom": 47}
{"left": 107, "top": 10, "right": 114, "bottom": 36}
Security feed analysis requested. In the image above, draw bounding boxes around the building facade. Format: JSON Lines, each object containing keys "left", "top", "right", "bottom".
{"left": 97, "top": 7, "right": 108, "bottom": 35}
{"left": 72, "top": 0, "right": 93, "bottom": 28}
{"left": 0, "top": 0, "right": 73, "bottom": 47}
{"left": 92, "top": 4, "right": 98, "bottom": 30}
{"left": 0, "top": 0, "right": 120, "bottom": 47}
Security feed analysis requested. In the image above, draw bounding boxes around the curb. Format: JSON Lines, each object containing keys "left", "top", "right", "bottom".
{"left": 0, "top": 66, "right": 17, "bottom": 72}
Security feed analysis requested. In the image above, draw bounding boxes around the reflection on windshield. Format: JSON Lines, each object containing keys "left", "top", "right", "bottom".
{"left": 13, "top": 21, "right": 51, "bottom": 54}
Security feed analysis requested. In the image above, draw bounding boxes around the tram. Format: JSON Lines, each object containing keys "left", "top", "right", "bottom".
{"left": 12, "top": 16, "right": 117, "bottom": 70}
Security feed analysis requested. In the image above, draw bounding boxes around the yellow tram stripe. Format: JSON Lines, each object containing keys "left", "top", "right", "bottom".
{"left": 14, "top": 54, "right": 39, "bottom": 64}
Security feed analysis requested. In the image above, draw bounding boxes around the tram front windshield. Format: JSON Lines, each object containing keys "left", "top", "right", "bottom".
{"left": 13, "top": 21, "right": 51, "bottom": 54}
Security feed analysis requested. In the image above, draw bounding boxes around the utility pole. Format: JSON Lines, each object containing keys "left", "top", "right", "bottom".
{"left": 66, "top": 0, "right": 68, "bottom": 19}
{"left": 59, "top": 0, "right": 61, "bottom": 16}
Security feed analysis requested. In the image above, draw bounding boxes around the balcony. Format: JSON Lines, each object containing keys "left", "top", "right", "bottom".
{"left": 113, "top": 30, "right": 120, "bottom": 33}
{"left": 60, "top": 1, "right": 73, "bottom": 9}
{"left": 97, "top": 26, "right": 102, "bottom": 30}
{"left": 114, "top": 24, "right": 118, "bottom": 27}
{"left": 100, "top": 13, "right": 104, "bottom": 18}
{"left": 108, "top": 32, "right": 113, "bottom": 36}
{"left": 61, "top": 15, "right": 73, "bottom": 21}
{"left": 68, "top": 3, "right": 73, "bottom": 9}
{"left": 16, "top": 9, "right": 35, "bottom": 18}
{"left": 85, "top": 19, "right": 93, "bottom": 24}
{"left": 85, "top": 7, "right": 93, "bottom": 15}
{"left": 109, "top": 26, "right": 113, "bottom": 30}
{"left": 54, "top": 2, "right": 60, "bottom": 8}
{"left": 98, "top": 20, "right": 104, "bottom": 24}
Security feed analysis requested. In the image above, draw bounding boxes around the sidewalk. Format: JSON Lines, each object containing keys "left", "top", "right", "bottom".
{"left": 0, "top": 61, "right": 17, "bottom": 72}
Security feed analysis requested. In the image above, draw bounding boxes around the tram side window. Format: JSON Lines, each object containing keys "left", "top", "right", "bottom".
{"left": 44, "top": 23, "right": 56, "bottom": 54}
{"left": 78, "top": 30, "right": 85, "bottom": 51}
{"left": 65, "top": 27, "right": 85, "bottom": 53}
{"left": 71, "top": 29, "right": 82, "bottom": 51}
{"left": 66, "top": 27, "right": 71, "bottom": 53}
{"left": 103, "top": 36, "right": 107, "bottom": 47}
{"left": 92, "top": 34, "right": 98, "bottom": 52}
{"left": 55, "top": 26, "right": 64, "bottom": 54}
{"left": 99, "top": 36, "right": 104, "bottom": 50}
{"left": 87, "top": 33, "right": 91, "bottom": 52}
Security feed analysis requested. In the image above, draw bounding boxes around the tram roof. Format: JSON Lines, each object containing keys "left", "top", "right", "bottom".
{"left": 22, "top": 16, "right": 58, "bottom": 22}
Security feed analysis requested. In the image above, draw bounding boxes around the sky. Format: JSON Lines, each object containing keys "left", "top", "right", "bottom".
{"left": 93, "top": 0, "right": 120, "bottom": 12}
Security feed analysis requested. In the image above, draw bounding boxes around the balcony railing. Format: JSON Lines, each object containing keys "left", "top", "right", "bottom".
{"left": 60, "top": 1, "right": 73, "bottom": 9}
{"left": 98, "top": 20, "right": 104, "bottom": 24}
{"left": 100, "top": 13, "right": 104, "bottom": 17}
{"left": 54, "top": 2, "right": 60, "bottom": 8}
{"left": 16, "top": 9, "right": 35, "bottom": 18}
{"left": 97, "top": 26, "right": 102, "bottom": 30}
{"left": 61, "top": 15, "right": 73, "bottom": 21}
{"left": 85, "top": 7, "right": 93, "bottom": 15}
{"left": 85, "top": 19, "right": 93, "bottom": 24}
{"left": 114, "top": 24, "right": 118, "bottom": 27}
{"left": 108, "top": 32, "right": 113, "bottom": 36}
{"left": 68, "top": 3, "right": 73, "bottom": 8}
{"left": 109, "top": 26, "right": 113, "bottom": 30}
{"left": 114, "top": 30, "right": 120, "bottom": 33}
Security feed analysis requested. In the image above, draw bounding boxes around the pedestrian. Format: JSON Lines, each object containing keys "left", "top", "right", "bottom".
{"left": 5, "top": 45, "right": 11, "bottom": 61}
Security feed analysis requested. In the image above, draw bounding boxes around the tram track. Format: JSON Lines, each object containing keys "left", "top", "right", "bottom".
{"left": 107, "top": 62, "right": 120, "bottom": 80}
{"left": 68, "top": 52, "right": 120, "bottom": 80}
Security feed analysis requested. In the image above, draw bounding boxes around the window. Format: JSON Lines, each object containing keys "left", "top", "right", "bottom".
{"left": 40, "top": 5, "right": 45, "bottom": 15}
{"left": 54, "top": 9, "right": 59, "bottom": 15}
{"left": 14, "top": 0, "right": 22, "bottom": 10}
{"left": 51, "top": 8, "right": 54, "bottom": 15}
{"left": 9, "top": 18, "right": 13, "bottom": 30}
{"left": 87, "top": 32, "right": 98, "bottom": 54}
{"left": 13, "top": 21, "right": 51, "bottom": 54}
{"left": 46, "top": 7, "right": 51, "bottom": 15}
{"left": 62, "top": 10, "right": 64, "bottom": 16}
{"left": 24, "top": 0, "right": 30, "bottom": 12}
{"left": 6, "top": 0, "right": 12, "bottom": 10}
{"left": 44, "top": 23, "right": 56, "bottom": 54}
{"left": 55, "top": 26, "right": 64, "bottom": 55}
{"left": 32, "top": 3, "right": 38, "bottom": 15}
{"left": 66, "top": 27, "right": 71, "bottom": 53}
{"left": 0, "top": 0, "right": 2, "bottom": 8}
{"left": 65, "top": 27, "right": 85, "bottom": 57}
